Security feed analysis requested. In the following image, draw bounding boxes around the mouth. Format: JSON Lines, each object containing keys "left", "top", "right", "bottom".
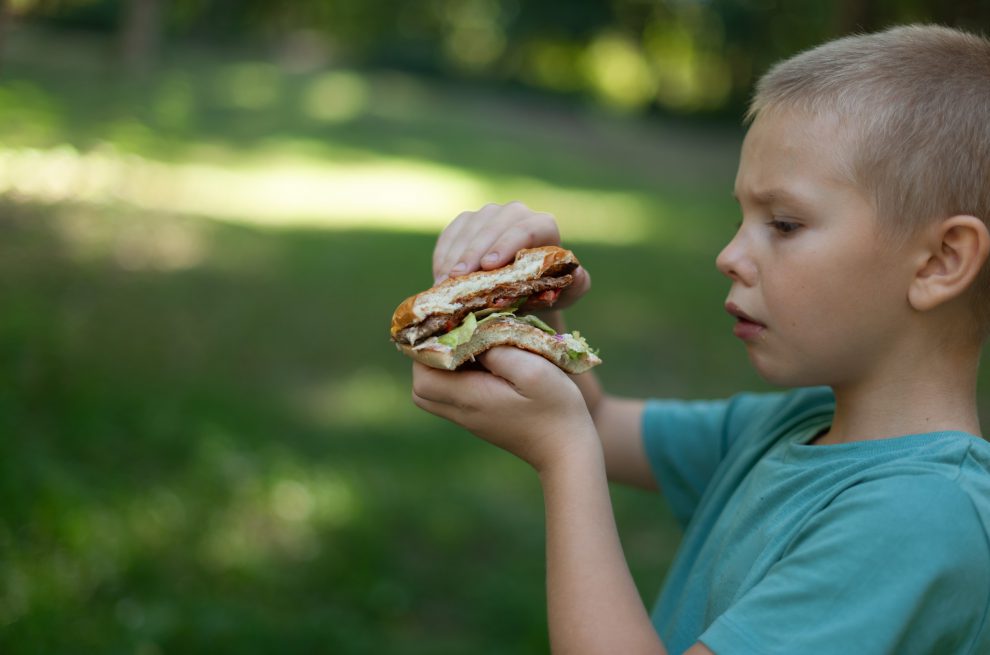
{"left": 725, "top": 301, "right": 766, "bottom": 340}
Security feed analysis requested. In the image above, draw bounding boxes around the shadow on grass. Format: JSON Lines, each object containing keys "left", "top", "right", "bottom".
{"left": 2, "top": 199, "right": 716, "bottom": 654}
{"left": 5, "top": 193, "right": 989, "bottom": 653}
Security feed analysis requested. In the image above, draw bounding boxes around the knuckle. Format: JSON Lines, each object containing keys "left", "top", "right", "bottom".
{"left": 459, "top": 245, "right": 482, "bottom": 261}
{"left": 440, "top": 213, "right": 467, "bottom": 237}
{"left": 534, "top": 212, "right": 559, "bottom": 235}
{"left": 515, "top": 369, "right": 542, "bottom": 389}
{"left": 546, "top": 219, "right": 561, "bottom": 241}
{"left": 519, "top": 222, "right": 540, "bottom": 243}
{"left": 451, "top": 210, "right": 475, "bottom": 226}
{"left": 507, "top": 218, "right": 543, "bottom": 245}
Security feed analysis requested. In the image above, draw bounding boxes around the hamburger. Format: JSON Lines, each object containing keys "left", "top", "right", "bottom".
{"left": 390, "top": 246, "right": 601, "bottom": 374}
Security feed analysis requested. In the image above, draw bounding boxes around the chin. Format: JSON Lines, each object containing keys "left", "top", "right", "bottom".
{"left": 748, "top": 353, "right": 828, "bottom": 388}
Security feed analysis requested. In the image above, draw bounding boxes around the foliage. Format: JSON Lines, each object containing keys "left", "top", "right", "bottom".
{"left": 7, "top": 0, "right": 990, "bottom": 116}
{"left": 0, "top": 28, "right": 752, "bottom": 654}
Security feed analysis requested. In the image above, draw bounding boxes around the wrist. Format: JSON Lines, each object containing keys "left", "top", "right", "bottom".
{"left": 536, "top": 425, "right": 604, "bottom": 483}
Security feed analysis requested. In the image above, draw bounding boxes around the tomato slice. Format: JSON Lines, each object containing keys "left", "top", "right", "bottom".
{"left": 532, "top": 288, "right": 562, "bottom": 306}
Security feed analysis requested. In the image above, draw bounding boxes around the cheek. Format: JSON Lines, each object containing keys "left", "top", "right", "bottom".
{"left": 764, "top": 254, "right": 864, "bottom": 326}
{"left": 768, "top": 247, "right": 897, "bottom": 336}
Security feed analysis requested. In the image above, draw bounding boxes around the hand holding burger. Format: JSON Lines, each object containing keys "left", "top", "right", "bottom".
{"left": 402, "top": 202, "right": 603, "bottom": 472}
{"left": 391, "top": 246, "right": 601, "bottom": 373}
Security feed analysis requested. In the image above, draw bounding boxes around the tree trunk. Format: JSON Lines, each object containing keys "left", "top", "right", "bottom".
{"left": 120, "top": 0, "right": 163, "bottom": 75}
{"left": 0, "top": 0, "right": 8, "bottom": 74}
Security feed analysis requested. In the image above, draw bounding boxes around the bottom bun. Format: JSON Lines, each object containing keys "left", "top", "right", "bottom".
{"left": 396, "top": 317, "right": 602, "bottom": 374}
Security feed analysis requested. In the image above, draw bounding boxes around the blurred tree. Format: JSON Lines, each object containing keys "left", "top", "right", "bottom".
{"left": 12, "top": 0, "right": 990, "bottom": 116}
{"left": 0, "top": 0, "right": 7, "bottom": 70}
{"left": 120, "top": 0, "right": 162, "bottom": 73}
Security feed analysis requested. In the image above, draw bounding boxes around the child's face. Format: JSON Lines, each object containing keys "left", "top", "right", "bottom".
{"left": 717, "top": 108, "right": 916, "bottom": 387}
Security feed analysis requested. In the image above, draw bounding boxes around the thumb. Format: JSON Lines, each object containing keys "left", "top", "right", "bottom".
{"left": 554, "top": 265, "right": 591, "bottom": 310}
{"left": 572, "top": 265, "right": 591, "bottom": 294}
{"left": 478, "top": 346, "right": 565, "bottom": 387}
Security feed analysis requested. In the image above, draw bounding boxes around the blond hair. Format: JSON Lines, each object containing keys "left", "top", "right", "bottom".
{"left": 748, "top": 25, "right": 990, "bottom": 337}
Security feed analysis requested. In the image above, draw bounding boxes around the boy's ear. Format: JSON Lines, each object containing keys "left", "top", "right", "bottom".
{"left": 908, "top": 215, "right": 990, "bottom": 312}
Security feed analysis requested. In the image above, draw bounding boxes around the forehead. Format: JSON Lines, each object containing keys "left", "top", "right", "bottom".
{"left": 735, "top": 108, "right": 858, "bottom": 199}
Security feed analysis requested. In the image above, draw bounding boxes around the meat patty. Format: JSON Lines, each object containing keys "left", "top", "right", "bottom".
{"left": 396, "top": 274, "right": 573, "bottom": 345}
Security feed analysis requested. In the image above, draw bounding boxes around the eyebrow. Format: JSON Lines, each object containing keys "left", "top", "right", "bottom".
{"left": 731, "top": 188, "right": 810, "bottom": 207}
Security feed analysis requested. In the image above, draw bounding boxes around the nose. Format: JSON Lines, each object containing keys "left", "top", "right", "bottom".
{"left": 716, "top": 228, "right": 756, "bottom": 285}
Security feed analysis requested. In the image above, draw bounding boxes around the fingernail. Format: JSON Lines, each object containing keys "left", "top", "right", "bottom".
{"left": 482, "top": 252, "right": 499, "bottom": 265}
{"left": 450, "top": 262, "right": 467, "bottom": 275}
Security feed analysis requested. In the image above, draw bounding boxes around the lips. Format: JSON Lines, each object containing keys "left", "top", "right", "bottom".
{"left": 725, "top": 301, "right": 766, "bottom": 340}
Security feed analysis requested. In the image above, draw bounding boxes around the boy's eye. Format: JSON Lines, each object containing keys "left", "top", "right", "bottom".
{"left": 768, "top": 219, "right": 801, "bottom": 235}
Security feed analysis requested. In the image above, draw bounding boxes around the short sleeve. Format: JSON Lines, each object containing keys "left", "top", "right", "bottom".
{"left": 699, "top": 475, "right": 990, "bottom": 655}
{"left": 642, "top": 392, "right": 786, "bottom": 528}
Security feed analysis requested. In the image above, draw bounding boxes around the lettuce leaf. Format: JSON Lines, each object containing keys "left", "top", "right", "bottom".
{"left": 516, "top": 314, "right": 555, "bottom": 334}
{"left": 436, "top": 310, "right": 599, "bottom": 361}
{"left": 437, "top": 312, "right": 477, "bottom": 347}
{"left": 561, "top": 331, "right": 598, "bottom": 360}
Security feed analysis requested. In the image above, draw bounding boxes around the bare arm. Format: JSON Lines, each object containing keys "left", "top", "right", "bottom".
{"left": 542, "top": 447, "right": 715, "bottom": 655}
{"left": 423, "top": 204, "right": 722, "bottom": 653}
{"left": 539, "top": 309, "right": 657, "bottom": 491}
{"left": 541, "top": 440, "right": 667, "bottom": 653}
{"left": 428, "top": 202, "right": 658, "bottom": 491}
{"left": 413, "top": 349, "right": 714, "bottom": 655}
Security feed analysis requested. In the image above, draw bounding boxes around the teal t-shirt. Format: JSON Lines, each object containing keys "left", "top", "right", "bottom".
{"left": 642, "top": 386, "right": 990, "bottom": 655}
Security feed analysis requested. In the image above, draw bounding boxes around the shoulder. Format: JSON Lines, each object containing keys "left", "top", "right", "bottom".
{"left": 812, "top": 473, "right": 990, "bottom": 569}
{"left": 643, "top": 386, "right": 833, "bottom": 433}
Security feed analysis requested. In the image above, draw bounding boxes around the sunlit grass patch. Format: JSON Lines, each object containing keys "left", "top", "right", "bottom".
{"left": 0, "top": 144, "right": 661, "bottom": 244}
{"left": 0, "top": 37, "right": 746, "bottom": 654}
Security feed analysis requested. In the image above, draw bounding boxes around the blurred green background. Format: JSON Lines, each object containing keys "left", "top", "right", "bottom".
{"left": 1, "top": 1, "right": 988, "bottom": 653}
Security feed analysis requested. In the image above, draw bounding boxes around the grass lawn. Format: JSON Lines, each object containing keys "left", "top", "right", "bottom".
{"left": 2, "top": 26, "right": 986, "bottom": 655}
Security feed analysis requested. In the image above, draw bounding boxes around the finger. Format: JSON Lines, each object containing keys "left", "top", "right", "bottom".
{"left": 441, "top": 202, "right": 511, "bottom": 279}
{"left": 411, "top": 385, "right": 470, "bottom": 426}
{"left": 433, "top": 211, "right": 475, "bottom": 283}
{"left": 555, "top": 265, "right": 591, "bottom": 309}
{"left": 411, "top": 361, "right": 462, "bottom": 405}
{"left": 477, "top": 346, "right": 568, "bottom": 395}
{"left": 434, "top": 203, "right": 503, "bottom": 282}
{"left": 483, "top": 213, "right": 560, "bottom": 270}
{"left": 411, "top": 361, "right": 506, "bottom": 407}
{"left": 435, "top": 205, "right": 502, "bottom": 282}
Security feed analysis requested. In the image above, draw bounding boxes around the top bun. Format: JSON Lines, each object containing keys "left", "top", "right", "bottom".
{"left": 390, "top": 246, "right": 578, "bottom": 337}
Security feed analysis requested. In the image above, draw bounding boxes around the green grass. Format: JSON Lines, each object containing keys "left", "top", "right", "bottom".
{"left": 2, "top": 26, "right": 987, "bottom": 655}
{"left": 0, "top": 203, "right": 730, "bottom": 654}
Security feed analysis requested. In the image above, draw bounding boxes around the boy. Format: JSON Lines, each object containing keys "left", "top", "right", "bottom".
{"left": 411, "top": 25, "right": 990, "bottom": 654}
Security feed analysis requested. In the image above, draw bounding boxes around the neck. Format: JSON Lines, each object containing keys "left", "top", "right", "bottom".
{"left": 819, "top": 342, "right": 983, "bottom": 445}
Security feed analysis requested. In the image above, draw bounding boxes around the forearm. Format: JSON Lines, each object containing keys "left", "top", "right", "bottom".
{"left": 539, "top": 440, "right": 667, "bottom": 655}
{"left": 539, "top": 309, "right": 657, "bottom": 490}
